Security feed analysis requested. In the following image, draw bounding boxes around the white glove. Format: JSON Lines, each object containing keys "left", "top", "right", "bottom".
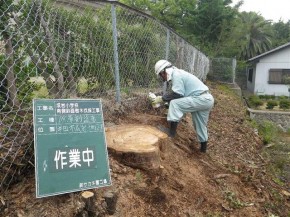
{"left": 149, "top": 92, "right": 157, "bottom": 101}
{"left": 152, "top": 96, "right": 163, "bottom": 108}
{"left": 149, "top": 92, "right": 163, "bottom": 108}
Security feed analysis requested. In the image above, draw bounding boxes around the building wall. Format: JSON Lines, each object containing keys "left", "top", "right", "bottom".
{"left": 250, "top": 47, "right": 290, "bottom": 96}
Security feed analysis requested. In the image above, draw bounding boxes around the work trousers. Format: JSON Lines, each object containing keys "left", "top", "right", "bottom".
{"left": 167, "top": 93, "right": 214, "bottom": 142}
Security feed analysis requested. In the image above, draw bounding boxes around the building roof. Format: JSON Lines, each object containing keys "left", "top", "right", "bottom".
{"left": 248, "top": 41, "right": 290, "bottom": 62}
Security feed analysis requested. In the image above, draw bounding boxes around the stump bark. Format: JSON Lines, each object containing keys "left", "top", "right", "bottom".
{"left": 80, "top": 191, "right": 97, "bottom": 216}
{"left": 103, "top": 190, "right": 118, "bottom": 215}
{"left": 106, "top": 125, "right": 167, "bottom": 170}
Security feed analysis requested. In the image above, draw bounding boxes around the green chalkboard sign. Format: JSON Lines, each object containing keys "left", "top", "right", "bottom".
{"left": 33, "top": 99, "right": 111, "bottom": 198}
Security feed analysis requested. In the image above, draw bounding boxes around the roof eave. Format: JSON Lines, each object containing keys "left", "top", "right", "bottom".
{"left": 247, "top": 41, "right": 290, "bottom": 63}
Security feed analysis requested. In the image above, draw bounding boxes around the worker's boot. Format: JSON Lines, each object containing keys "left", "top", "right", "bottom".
{"left": 200, "top": 141, "right": 207, "bottom": 153}
{"left": 169, "top": 121, "right": 178, "bottom": 138}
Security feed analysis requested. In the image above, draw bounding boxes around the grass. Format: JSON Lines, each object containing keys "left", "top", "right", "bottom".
{"left": 250, "top": 119, "right": 290, "bottom": 194}
{"left": 222, "top": 189, "right": 257, "bottom": 212}
{"left": 263, "top": 134, "right": 290, "bottom": 187}
{"left": 135, "top": 170, "right": 143, "bottom": 182}
{"left": 258, "top": 120, "right": 279, "bottom": 144}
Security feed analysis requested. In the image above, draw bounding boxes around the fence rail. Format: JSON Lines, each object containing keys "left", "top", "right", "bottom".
{"left": 0, "top": 0, "right": 210, "bottom": 189}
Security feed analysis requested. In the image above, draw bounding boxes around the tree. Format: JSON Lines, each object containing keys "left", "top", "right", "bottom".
{"left": 183, "top": 0, "right": 236, "bottom": 55}
{"left": 121, "top": 0, "right": 236, "bottom": 55}
{"left": 238, "top": 12, "right": 273, "bottom": 60}
{"left": 120, "top": 0, "right": 198, "bottom": 35}
{"left": 272, "top": 20, "right": 290, "bottom": 47}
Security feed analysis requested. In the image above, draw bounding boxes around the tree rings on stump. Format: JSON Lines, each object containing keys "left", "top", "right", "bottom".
{"left": 106, "top": 125, "right": 168, "bottom": 170}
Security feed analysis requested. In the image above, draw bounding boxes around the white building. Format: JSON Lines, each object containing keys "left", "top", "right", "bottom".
{"left": 247, "top": 42, "right": 290, "bottom": 96}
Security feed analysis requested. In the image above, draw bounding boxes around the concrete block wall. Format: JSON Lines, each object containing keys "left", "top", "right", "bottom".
{"left": 248, "top": 108, "right": 290, "bottom": 132}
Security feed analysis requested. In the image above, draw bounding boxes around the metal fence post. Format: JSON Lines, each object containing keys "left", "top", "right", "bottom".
{"left": 163, "top": 29, "right": 170, "bottom": 94}
{"left": 111, "top": 4, "right": 121, "bottom": 103}
{"left": 232, "top": 58, "right": 236, "bottom": 83}
{"left": 165, "top": 29, "right": 170, "bottom": 60}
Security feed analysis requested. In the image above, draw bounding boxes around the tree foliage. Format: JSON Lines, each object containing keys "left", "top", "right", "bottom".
{"left": 272, "top": 20, "right": 290, "bottom": 47}
{"left": 120, "top": 0, "right": 290, "bottom": 60}
{"left": 238, "top": 12, "right": 273, "bottom": 60}
{"left": 187, "top": 0, "right": 236, "bottom": 53}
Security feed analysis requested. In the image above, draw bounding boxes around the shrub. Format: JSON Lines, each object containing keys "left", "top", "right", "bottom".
{"left": 264, "top": 95, "right": 272, "bottom": 100}
{"left": 266, "top": 100, "right": 278, "bottom": 109}
{"left": 258, "top": 95, "right": 265, "bottom": 99}
{"left": 248, "top": 95, "right": 263, "bottom": 108}
{"left": 278, "top": 95, "right": 288, "bottom": 100}
{"left": 279, "top": 99, "right": 290, "bottom": 109}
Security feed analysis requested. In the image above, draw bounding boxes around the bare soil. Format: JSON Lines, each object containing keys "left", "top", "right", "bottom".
{"left": 1, "top": 81, "right": 289, "bottom": 217}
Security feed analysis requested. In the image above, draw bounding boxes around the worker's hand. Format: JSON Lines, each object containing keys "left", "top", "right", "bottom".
{"left": 152, "top": 96, "right": 163, "bottom": 108}
{"left": 148, "top": 92, "right": 157, "bottom": 102}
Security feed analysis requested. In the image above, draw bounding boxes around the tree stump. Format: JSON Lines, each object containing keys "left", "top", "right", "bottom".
{"left": 81, "top": 191, "right": 97, "bottom": 216}
{"left": 103, "top": 190, "right": 118, "bottom": 215}
{"left": 106, "top": 125, "right": 167, "bottom": 170}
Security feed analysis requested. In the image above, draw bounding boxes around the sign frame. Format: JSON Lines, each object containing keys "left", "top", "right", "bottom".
{"left": 33, "top": 99, "right": 111, "bottom": 198}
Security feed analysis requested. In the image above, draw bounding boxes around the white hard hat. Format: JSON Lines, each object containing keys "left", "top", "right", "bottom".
{"left": 154, "top": 60, "right": 172, "bottom": 75}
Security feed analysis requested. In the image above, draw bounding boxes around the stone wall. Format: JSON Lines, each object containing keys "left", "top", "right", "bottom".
{"left": 247, "top": 108, "right": 290, "bottom": 132}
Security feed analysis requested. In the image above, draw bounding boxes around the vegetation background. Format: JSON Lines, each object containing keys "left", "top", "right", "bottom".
{"left": 121, "top": 0, "right": 290, "bottom": 61}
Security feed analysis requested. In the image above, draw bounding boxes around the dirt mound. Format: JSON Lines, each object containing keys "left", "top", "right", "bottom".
{"left": 1, "top": 81, "right": 289, "bottom": 217}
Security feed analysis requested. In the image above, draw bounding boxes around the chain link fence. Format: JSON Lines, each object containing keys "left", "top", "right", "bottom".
{"left": 0, "top": 0, "right": 210, "bottom": 189}
{"left": 208, "top": 57, "right": 236, "bottom": 84}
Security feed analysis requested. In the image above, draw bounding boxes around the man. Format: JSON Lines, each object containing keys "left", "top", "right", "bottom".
{"left": 152, "top": 60, "right": 214, "bottom": 153}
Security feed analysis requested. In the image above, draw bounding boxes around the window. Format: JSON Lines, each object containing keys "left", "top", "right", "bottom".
{"left": 248, "top": 68, "right": 253, "bottom": 82}
{"left": 268, "top": 69, "right": 290, "bottom": 84}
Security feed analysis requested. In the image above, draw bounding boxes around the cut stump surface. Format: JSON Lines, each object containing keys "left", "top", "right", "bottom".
{"left": 106, "top": 125, "right": 167, "bottom": 170}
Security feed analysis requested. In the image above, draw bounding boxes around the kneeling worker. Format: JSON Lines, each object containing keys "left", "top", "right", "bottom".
{"left": 152, "top": 60, "right": 214, "bottom": 153}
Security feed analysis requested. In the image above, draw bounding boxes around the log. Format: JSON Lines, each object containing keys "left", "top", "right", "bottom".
{"left": 106, "top": 125, "right": 167, "bottom": 170}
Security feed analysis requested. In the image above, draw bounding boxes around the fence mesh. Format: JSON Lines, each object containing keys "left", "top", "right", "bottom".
{"left": 208, "top": 57, "right": 236, "bottom": 84}
{"left": 0, "top": 0, "right": 211, "bottom": 189}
